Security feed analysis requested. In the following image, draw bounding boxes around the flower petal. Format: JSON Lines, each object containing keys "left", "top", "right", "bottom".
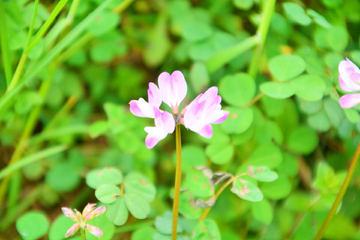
{"left": 339, "top": 94, "right": 360, "bottom": 109}
{"left": 157, "top": 110, "right": 175, "bottom": 133}
{"left": 85, "top": 224, "right": 103, "bottom": 238}
{"left": 82, "top": 203, "right": 96, "bottom": 220}
{"left": 339, "top": 76, "right": 354, "bottom": 92}
{"left": 210, "top": 110, "right": 229, "bottom": 124}
{"left": 148, "top": 82, "right": 162, "bottom": 107}
{"left": 62, "top": 207, "right": 78, "bottom": 221}
{"left": 158, "top": 71, "right": 187, "bottom": 110}
{"left": 84, "top": 206, "right": 106, "bottom": 221}
{"left": 338, "top": 59, "right": 360, "bottom": 91}
{"left": 197, "top": 124, "right": 213, "bottom": 138}
{"left": 130, "top": 98, "right": 154, "bottom": 118}
{"left": 65, "top": 223, "right": 80, "bottom": 237}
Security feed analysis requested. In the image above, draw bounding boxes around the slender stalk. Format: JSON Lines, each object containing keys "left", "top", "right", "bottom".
{"left": 44, "top": 96, "right": 78, "bottom": 131}
{"left": 113, "top": 0, "right": 134, "bottom": 13}
{"left": 0, "top": 0, "right": 13, "bottom": 85}
{"left": 172, "top": 125, "right": 182, "bottom": 240}
{"left": 25, "top": 0, "right": 40, "bottom": 48}
{"left": 245, "top": 92, "right": 264, "bottom": 108}
{"left": 248, "top": 0, "right": 276, "bottom": 78}
{"left": 80, "top": 228, "right": 86, "bottom": 240}
{"left": 199, "top": 174, "right": 246, "bottom": 221}
{"left": 314, "top": 141, "right": 360, "bottom": 240}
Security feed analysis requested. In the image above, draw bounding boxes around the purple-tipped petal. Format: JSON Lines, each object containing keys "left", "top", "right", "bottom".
{"left": 129, "top": 99, "right": 155, "bottom": 118}
{"left": 350, "top": 72, "right": 360, "bottom": 84}
{"left": 84, "top": 205, "right": 106, "bottom": 221}
{"left": 159, "top": 110, "right": 176, "bottom": 133}
{"left": 339, "top": 76, "right": 354, "bottom": 92}
{"left": 339, "top": 60, "right": 360, "bottom": 91}
{"left": 62, "top": 207, "right": 78, "bottom": 221}
{"left": 197, "top": 124, "right": 213, "bottom": 138}
{"left": 82, "top": 203, "right": 96, "bottom": 220}
{"left": 158, "top": 71, "right": 188, "bottom": 111}
{"left": 148, "top": 82, "right": 162, "bottom": 107}
{"left": 210, "top": 110, "right": 229, "bottom": 124}
{"left": 85, "top": 224, "right": 103, "bottom": 238}
{"left": 339, "top": 94, "right": 360, "bottom": 109}
{"left": 65, "top": 223, "right": 80, "bottom": 237}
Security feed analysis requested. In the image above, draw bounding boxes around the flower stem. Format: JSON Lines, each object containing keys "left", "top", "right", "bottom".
{"left": 80, "top": 228, "right": 86, "bottom": 240}
{"left": 199, "top": 174, "right": 246, "bottom": 221}
{"left": 314, "top": 140, "right": 360, "bottom": 240}
{"left": 171, "top": 125, "right": 182, "bottom": 240}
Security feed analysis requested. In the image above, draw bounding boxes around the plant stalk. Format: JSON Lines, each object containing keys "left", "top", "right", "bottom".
{"left": 80, "top": 228, "right": 86, "bottom": 240}
{"left": 314, "top": 140, "right": 360, "bottom": 240}
{"left": 171, "top": 125, "right": 182, "bottom": 240}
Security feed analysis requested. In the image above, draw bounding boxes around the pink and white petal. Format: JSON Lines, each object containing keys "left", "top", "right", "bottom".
{"left": 158, "top": 72, "right": 172, "bottom": 106}
{"left": 183, "top": 102, "right": 198, "bottom": 128}
{"left": 346, "top": 58, "right": 360, "bottom": 74}
{"left": 148, "top": 82, "right": 162, "bottom": 107}
{"left": 196, "top": 124, "right": 213, "bottom": 138}
{"left": 129, "top": 98, "right": 154, "bottom": 118}
{"left": 339, "top": 94, "right": 360, "bottom": 109}
{"left": 144, "top": 126, "right": 167, "bottom": 149}
{"left": 350, "top": 72, "right": 360, "bottom": 85}
{"left": 339, "top": 76, "right": 354, "bottom": 92}
{"left": 159, "top": 111, "right": 175, "bottom": 134}
{"left": 85, "top": 206, "right": 106, "bottom": 221}
{"left": 65, "top": 223, "right": 80, "bottom": 237}
{"left": 339, "top": 60, "right": 360, "bottom": 91}
{"left": 85, "top": 224, "right": 103, "bottom": 238}
{"left": 210, "top": 110, "right": 229, "bottom": 124}
{"left": 82, "top": 203, "right": 96, "bottom": 219}
{"left": 170, "top": 70, "right": 187, "bottom": 105}
{"left": 61, "top": 207, "right": 78, "bottom": 221}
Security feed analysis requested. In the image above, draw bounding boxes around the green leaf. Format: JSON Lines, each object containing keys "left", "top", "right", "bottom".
{"left": 124, "top": 192, "right": 150, "bottom": 219}
{"left": 184, "top": 169, "right": 214, "bottom": 198}
{"left": 86, "top": 10, "right": 120, "bottom": 36}
{"left": 86, "top": 169, "right": 102, "bottom": 189}
{"left": 269, "top": 55, "right": 306, "bottom": 82}
{"left": 344, "top": 108, "right": 360, "bottom": 123}
{"left": 49, "top": 215, "right": 74, "bottom": 240}
{"left": 290, "top": 74, "right": 326, "bottom": 101}
{"left": 324, "top": 215, "right": 356, "bottom": 240}
{"left": 193, "top": 220, "right": 221, "bottom": 240}
{"left": 179, "top": 191, "right": 202, "bottom": 219}
{"left": 261, "top": 176, "right": 292, "bottom": 200}
{"left": 308, "top": 111, "right": 331, "bottom": 132}
{"left": 205, "top": 143, "right": 234, "bottom": 165}
{"left": 155, "top": 212, "right": 183, "bottom": 235}
{"left": 260, "top": 82, "right": 296, "bottom": 99}
{"left": 283, "top": 2, "right": 312, "bottom": 26}
{"left": 85, "top": 211, "right": 115, "bottom": 240}
{"left": 247, "top": 166, "right": 278, "bottom": 182}
{"left": 16, "top": 211, "right": 49, "bottom": 240}
{"left": 179, "top": 145, "right": 207, "bottom": 171}
{"left": 328, "top": 26, "right": 348, "bottom": 52}
{"left": 182, "top": 21, "right": 212, "bottom": 42}
{"left": 307, "top": 9, "right": 332, "bottom": 28}
{"left": 14, "top": 90, "right": 42, "bottom": 114}
{"left": 89, "top": 121, "right": 109, "bottom": 138}
{"left": 189, "top": 39, "right": 216, "bottom": 61}
{"left": 219, "top": 73, "right": 256, "bottom": 107}
{"left": 132, "top": 227, "right": 157, "bottom": 240}
{"left": 277, "top": 153, "right": 299, "bottom": 177}
{"left": 231, "top": 178, "right": 263, "bottom": 202}
{"left": 324, "top": 98, "right": 345, "bottom": 128}
{"left": 287, "top": 126, "right": 319, "bottom": 154}
{"left": 95, "top": 184, "right": 121, "bottom": 203}
{"left": 190, "top": 62, "right": 210, "bottom": 94}
{"left": 246, "top": 144, "right": 283, "bottom": 169}
{"left": 233, "top": 0, "right": 254, "bottom": 10}
{"left": 255, "top": 120, "right": 284, "bottom": 144}
{"left": 221, "top": 107, "right": 254, "bottom": 134}
{"left": 98, "top": 168, "right": 123, "bottom": 186}
{"left": 251, "top": 199, "right": 273, "bottom": 224}
{"left": 106, "top": 197, "right": 129, "bottom": 226}
{"left": 124, "top": 177, "right": 156, "bottom": 203}
{"left": 45, "top": 162, "right": 81, "bottom": 192}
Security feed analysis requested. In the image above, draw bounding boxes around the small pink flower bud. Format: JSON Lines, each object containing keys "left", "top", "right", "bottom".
{"left": 85, "top": 224, "right": 103, "bottom": 238}
{"left": 65, "top": 223, "right": 80, "bottom": 237}
{"left": 84, "top": 206, "right": 106, "bottom": 221}
{"left": 82, "top": 203, "right": 96, "bottom": 220}
{"left": 61, "top": 207, "right": 78, "bottom": 222}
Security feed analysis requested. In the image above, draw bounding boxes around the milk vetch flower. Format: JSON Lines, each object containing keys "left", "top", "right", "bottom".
{"left": 62, "top": 203, "right": 105, "bottom": 238}
{"left": 129, "top": 70, "right": 228, "bottom": 148}
{"left": 338, "top": 58, "right": 360, "bottom": 109}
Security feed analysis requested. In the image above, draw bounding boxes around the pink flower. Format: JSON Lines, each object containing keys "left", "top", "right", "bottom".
{"left": 61, "top": 203, "right": 105, "bottom": 238}
{"left": 129, "top": 70, "right": 229, "bottom": 148}
{"left": 338, "top": 58, "right": 360, "bottom": 109}
{"left": 182, "top": 87, "right": 229, "bottom": 138}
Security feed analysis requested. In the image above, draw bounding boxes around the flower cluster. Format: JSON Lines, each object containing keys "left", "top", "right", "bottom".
{"left": 130, "top": 71, "right": 229, "bottom": 148}
{"left": 338, "top": 58, "right": 360, "bottom": 109}
{"left": 62, "top": 203, "right": 106, "bottom": 238}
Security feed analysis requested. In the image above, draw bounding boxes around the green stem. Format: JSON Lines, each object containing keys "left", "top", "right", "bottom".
{"left": 199, "top": 173, "right": 246, "bottom": 221}
{"left": 247, "top": 0, "right": 276, "bottom": 78}
{"left": 171, "top": 125, "right": 182, "bottom": 240}
{"left": 25, "top": 0, "right": 40, "bottom": 48}
{"left": 113, "top": 0, "right": 134, "bottom": 13}
{"left": 80, "top": 228, "right": 86, "bottom": 240}
{"left": 0, "top": 0, "right": 13, "bottom": 86}
{"left": 57, "top": 33, "right": 93, "bottom": 63}
{"left": 314, "top": 140, "right": 360, "bottom": 240}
